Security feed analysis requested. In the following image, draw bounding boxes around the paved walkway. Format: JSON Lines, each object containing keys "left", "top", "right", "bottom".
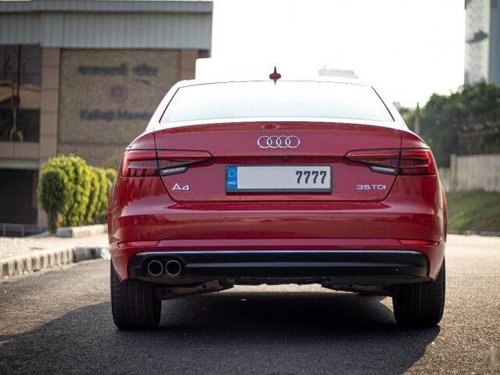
{"left": 0, "top": 233, "right": 109, "bottom": 261}
{"left": 0, "top": 232, "right": 109, "bottom": 280}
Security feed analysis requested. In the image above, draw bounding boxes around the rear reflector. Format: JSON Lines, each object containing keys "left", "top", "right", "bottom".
{"left": 118, "top": 240, "right": 159, "bottom": 248}
{"left": 345, "top": 149, "right": 436, "bottom": 176}
{"left": 399, "top": 239, "right": 438, "bottom": 246}
{"left": 121, "top": 150, "right": 212, "bottom": 177}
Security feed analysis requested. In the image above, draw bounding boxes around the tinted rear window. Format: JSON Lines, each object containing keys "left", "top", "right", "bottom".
{"left": 161, "top": 81, "right": 393, "bottom": 124}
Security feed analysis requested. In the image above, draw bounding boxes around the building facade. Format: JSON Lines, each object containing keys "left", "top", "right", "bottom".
{"left": 464, "top": 0, "right": 500, "bottom": 84}
{"left": 0, "top": 0, "right": 213, "bottom": 227}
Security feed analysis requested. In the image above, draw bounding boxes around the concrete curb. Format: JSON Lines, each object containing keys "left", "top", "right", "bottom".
{"left": 56, "top": 224, "right": 107, "bottom": 238}
{"left": 0, "top": 245, "right": 109, "bottom": 280}
{"left": 449, "top": 229, "right": 500, "bottom": 237}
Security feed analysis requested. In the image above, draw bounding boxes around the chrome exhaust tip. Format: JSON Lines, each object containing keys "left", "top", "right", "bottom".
{"left": 165, "top": 259, "right": 183, "bottom": 277}
{"left": 146, "top": 259, "right": 164, "bottom": 277}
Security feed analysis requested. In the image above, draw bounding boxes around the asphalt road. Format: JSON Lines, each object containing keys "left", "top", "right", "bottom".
{"left": 0, "top": 235, "right": 499, "bottom": 375}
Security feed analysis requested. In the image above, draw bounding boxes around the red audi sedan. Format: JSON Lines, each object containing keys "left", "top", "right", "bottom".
{"left": 108, "top": 74, "right": 446, "bottom": 330}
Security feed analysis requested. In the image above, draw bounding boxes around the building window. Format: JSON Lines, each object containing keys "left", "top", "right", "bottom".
{"left": 198, "top": 49, "right": 210, "bottom": 59}
{"left": 0, "top": 45, "right": 41, "bottom": 142}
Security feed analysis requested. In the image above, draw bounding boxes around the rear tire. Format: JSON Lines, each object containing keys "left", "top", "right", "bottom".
{"left": 110, "top": 262, "right": 161, "bottom": 330}
{"left": 393, "top": 260, "right": 445, "bottom": 327}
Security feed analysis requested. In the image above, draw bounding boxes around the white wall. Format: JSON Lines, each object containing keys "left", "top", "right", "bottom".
{"left": 443, "top": 154, "right": 500, "bottom": 192}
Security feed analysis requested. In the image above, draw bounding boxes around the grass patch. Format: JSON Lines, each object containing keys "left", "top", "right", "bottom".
{"left": 446, "top": 190, "right": 500, "bottom": 232}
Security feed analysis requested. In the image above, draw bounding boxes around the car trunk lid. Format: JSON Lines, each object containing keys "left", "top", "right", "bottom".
{"left": 153, "top": 121, "right": 402, "bottom": 202}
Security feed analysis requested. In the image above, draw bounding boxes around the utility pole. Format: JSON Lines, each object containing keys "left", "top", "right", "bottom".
{"left": 414, "top": 102, "right": 421, "bottom": 135}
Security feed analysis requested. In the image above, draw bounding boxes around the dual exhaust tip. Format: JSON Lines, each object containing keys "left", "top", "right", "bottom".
{"left": 147, "top": 259, "right": 183, "bottom": 278}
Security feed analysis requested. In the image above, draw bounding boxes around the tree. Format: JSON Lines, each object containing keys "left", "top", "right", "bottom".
{"left": 419, "top": 82, "right": 500, "bottom": 167}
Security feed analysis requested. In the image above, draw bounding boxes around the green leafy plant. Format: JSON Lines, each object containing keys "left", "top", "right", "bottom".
{"left": 85, "top": 167, "right": 100, "bottom": 224}
{"left": 65, "top": 155, "right": 92, "bottom": 226}
{"left": 37, "top": 167, "right": 68, "bottom": 232}
{"left": 94, "top": 168, "right": 109, "bottom": 223}
{"left": 38, "top": 155, "right": 118, "bottom": 232}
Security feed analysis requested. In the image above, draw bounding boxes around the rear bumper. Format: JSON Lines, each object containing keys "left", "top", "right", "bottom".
{"left": 109, "top": 176, "right": 447, "bottom": 282}
{"left": 127, "top": 250, "right": 429, "bottom": 286}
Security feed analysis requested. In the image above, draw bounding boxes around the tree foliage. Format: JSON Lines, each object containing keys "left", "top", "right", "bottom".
{"left": 419, "top": 82, "right": 500, "bottom": 167}
{"left": 38, "top": 155, "right": 117, "bottom": 232}
{"left": 37, "top": 167, "right": 68, "bottom": 232}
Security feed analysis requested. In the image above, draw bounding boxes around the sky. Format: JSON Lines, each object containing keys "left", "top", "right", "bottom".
{"left": 206, "top": 0, "right": 465, "bottom": 107}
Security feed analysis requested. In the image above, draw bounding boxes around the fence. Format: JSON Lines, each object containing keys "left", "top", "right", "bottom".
{"left": 0, "top": 223, "right": 47, "bottom": 237}
{"left": 439, "top": 154, "right": 500, "bottom": 192}
{"left": 458, "top": 130, "right": 500, "bottom": 156}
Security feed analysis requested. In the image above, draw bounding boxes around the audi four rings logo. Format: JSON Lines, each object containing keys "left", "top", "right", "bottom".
{"left": 257, "top": 135, "right": 301, "bottom": 149}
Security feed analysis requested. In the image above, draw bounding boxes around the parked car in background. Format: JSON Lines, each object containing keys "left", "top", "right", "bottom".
{"left": 108, "top": 71, "right": 447, "bottom": 330}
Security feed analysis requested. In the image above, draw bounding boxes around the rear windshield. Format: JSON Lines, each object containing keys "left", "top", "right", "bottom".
{"left": 161, "top": 81, "right": 393, "bottom": 124}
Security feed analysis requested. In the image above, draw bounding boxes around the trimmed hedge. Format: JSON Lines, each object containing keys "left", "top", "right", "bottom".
{"left": 37, "top": 155, "right": 117, "bottom": 232}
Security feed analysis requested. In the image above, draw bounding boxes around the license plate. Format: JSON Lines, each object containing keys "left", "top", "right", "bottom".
{"left": 226, "top": 165, "right": 332, "bottom": 192}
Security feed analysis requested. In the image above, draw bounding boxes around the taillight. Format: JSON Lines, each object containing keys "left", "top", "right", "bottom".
{"left": 345, "top": 149, "right": 436, "bottom": 176}
{"left": 399, "top": 149, "right": 437, "bottom": 175}
{"left": 121, "top": 150, "right": 158, "bottom": 177}
{"left": 345, "top": 149, "right": 400, "bottom": 174}
{"left": 121, "top": 150, "right": 212, "bottom": 177}
{"left": 157, "top": 150, "right": 212, "bottom": 176}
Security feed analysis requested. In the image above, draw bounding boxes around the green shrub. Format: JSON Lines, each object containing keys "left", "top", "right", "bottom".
{"left": 39, "top": 156, "right": 76, "bottom": 227}
{"left": 37, "top": 167, "right": 69, "bottom": 232}
{"left": 105, "top": 168, "right": 117, "bottom": 186}
{"left": 85, "top": 167, "right": 100, "bottom": 224}
{"left": 94, "top": 168, "right": 109, "bottom": 223}
{"left": 38, "top": 155, "right": 117, "bottom": 232}
{"left": 65, "top": 155, "right": 92, "bottom": 227}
